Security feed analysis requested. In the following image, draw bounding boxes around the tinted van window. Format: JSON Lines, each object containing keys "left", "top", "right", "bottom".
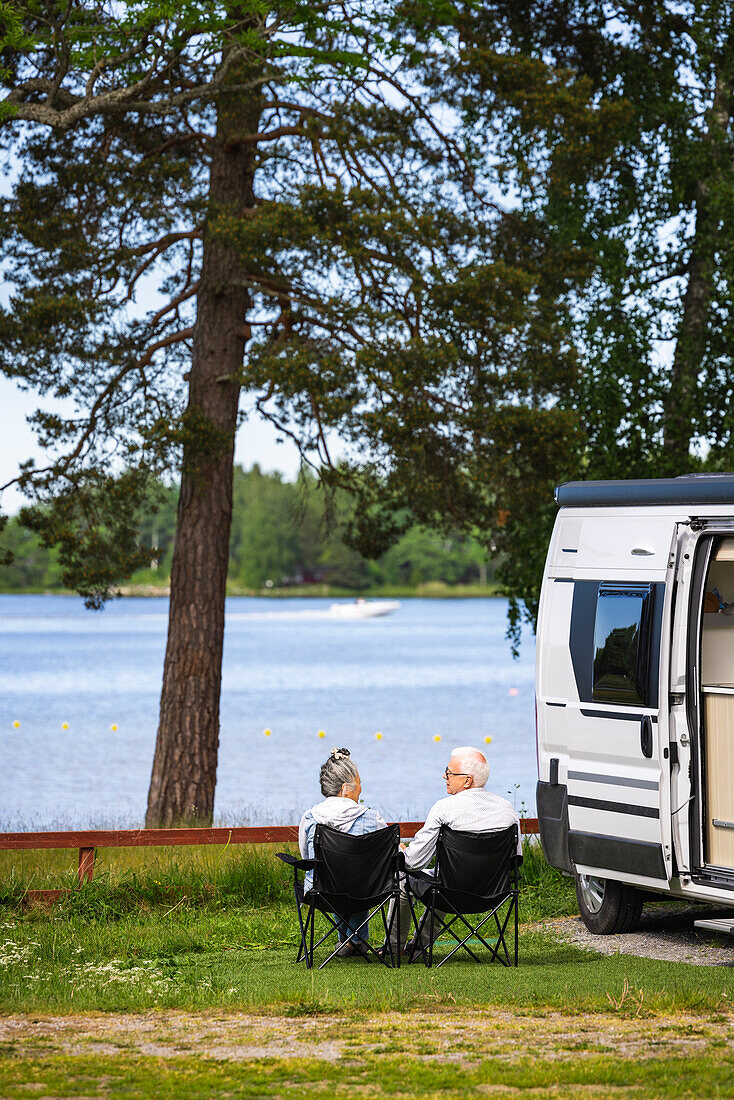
{"left": 592, "top": 584, "right": 653, "bottom": 706}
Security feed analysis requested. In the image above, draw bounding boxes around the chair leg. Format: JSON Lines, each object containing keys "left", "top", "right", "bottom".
{"left": 429, "top": 910, "right": 483, "bottom": 964}
{"left": 429, "top": 903, "right": 435, "bottom": 969}
{"left": 406, "top": 893, "right": 429, "bottom": 966}
{"left": 299, "top": 907, "right": 309, "bottom": 965}
{"left": 490, "top": 904, "right": 514, "bottom": 966}
{"left": 396, "top": 890, "right": 401, "bottom": 969}
{"left": 383, "top": 901, "right": 399, "bottom": 968}
{"left": 479, "top": 902, "right": 515, "bottom": 967}
{"left": 295, "top": 887, "right": 309, "bottom": 964}
{"left": 459, "top": 909, "right": 500, "bottom": 956}
{"left": 316, "top": 911, "right": 354, "bottom": 969}
{"left": 437, "top": 910, "right": 496, "bottom": 968}
{"left": 319, "top": 903, "right": 394, "bottom": 969}
{"left": 308, "top": 904, "right": 316, "bottom": 969}
{"left": 312, "top": 914, "right": 344, "bottom": 966}
{"left": 514, "top": 893, "right": 519, "bottom": 967}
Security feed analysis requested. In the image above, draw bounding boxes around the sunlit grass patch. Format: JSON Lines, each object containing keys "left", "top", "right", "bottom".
{"left": 0, "top": 905, "right": 733, "bottom": 1016}
{"left": 1, "top": 1047, "right": 734, "bottom": 1099}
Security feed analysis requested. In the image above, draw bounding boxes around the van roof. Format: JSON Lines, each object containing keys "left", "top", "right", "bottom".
{"left": 556, "top": 475, "right": 734, "bottom": 508}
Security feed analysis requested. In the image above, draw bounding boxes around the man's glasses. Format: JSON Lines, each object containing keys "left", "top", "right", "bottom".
{"left": 444, "top": 768, "right": 471, "bottom": 780}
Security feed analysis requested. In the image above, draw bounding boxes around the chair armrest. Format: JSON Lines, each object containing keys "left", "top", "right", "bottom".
{"left": 406, "top": 868, "right": 436, "bottom": 885}
{"left": 276, "top": 852, "right": 317, "bottom": 870}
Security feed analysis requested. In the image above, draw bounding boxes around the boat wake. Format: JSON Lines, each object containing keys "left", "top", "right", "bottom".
{"left": 227, "top": 600, "right": 401, "bottom": 622}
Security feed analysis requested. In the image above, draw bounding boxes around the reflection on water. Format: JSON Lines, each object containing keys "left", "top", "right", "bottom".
{"left": 0, "top": 595, "right": 537, "bottom": 829}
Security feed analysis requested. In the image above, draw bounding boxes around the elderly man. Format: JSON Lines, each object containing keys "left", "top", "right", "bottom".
{"left": 387, "top": 745, "right": 522, "bottom": 958}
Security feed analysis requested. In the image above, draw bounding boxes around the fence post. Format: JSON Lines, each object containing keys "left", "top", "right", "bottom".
{"left": 78, "top": 847, "right": 95, "bottom": 885}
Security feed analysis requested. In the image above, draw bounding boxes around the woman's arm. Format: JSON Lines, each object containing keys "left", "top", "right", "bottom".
{"left": 298, "top": 812, "right": 312, "bottom": 858}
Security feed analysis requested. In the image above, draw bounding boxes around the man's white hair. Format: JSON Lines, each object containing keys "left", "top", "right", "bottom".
{"left": 451, "top": 746, "right": 489, "bottom": 788}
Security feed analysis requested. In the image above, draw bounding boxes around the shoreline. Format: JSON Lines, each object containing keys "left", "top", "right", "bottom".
{"left": 0, "top": 583, "right": 505, "bottom": 599}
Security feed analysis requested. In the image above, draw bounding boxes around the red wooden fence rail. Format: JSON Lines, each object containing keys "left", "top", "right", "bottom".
{"left": 0, "top": 820, "right": 539, "bottom": 890}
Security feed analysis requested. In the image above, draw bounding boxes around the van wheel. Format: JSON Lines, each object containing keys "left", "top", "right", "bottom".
{"left": 575, "top": 873, "right": 644, "bottom": 934}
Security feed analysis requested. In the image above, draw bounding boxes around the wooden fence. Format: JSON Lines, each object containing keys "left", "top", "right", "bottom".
{"left": 0, "top": 822, "right": 539, "bottom": 880}
{"left": 0, "top": 820, "right": 539, "bottom": 901}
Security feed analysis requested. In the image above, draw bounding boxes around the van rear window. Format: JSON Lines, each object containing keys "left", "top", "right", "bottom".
{"left": 592, "top": 584, "right": 653, "bottom": 706}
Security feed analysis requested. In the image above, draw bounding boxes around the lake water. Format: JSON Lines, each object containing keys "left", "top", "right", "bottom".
{"left": 0, "top": 595, "right": 537, "bottom": 829}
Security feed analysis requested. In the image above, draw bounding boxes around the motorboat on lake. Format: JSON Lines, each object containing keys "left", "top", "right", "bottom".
{"left": 328, "top": 598, "right": 401, "bottom": 620}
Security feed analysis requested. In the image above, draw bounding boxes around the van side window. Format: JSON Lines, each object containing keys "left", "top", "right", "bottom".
{"left": 592, "top": 584, "right": 653, "bottom": 706}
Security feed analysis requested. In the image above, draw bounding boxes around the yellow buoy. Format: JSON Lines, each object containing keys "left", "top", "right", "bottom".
{"left": 433, "top": 734, "right": 441, "bottom": 742}
{"left": 111, "top": 724, "right": 118, "bottom": 732}
{"left": 12, "top": 720, "right": 20, "bottom": 729}
{"left": 375, "top": 732, "right": 383, "bottom": 741}
{"left": 484, "top": 735, "right": 492, "bottom": 744}
{"left": 263, "top": 728, "right": 272, "bottom": 737}
{"left": 61, "top": 722, "right": 69, "bottom": 731}
{"left": 318, "top": 729, "right": 326, "bottom": 739}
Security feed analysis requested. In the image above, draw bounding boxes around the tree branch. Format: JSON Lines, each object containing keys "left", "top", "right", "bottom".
{"left": 125, "top": 231, "right": 203, "bottom": 299}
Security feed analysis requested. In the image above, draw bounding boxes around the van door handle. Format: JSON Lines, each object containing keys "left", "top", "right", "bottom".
{"left": 640, "top": 715, "right": 653, "bottom": 758}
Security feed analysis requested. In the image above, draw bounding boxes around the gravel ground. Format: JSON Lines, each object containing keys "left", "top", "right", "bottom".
{"left": 542, "top": 904, "right": 734, "bottom": 966}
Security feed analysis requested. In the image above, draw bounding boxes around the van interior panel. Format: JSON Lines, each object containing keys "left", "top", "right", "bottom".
{"left": 701, "top": 538, "right": 734, "bottom": 872}
{"left": 703, "top": 689, "right": 734, "bottom": 868}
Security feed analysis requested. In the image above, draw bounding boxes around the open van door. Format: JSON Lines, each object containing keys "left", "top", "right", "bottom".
{"left": 668, "top": 523, "right": 704, "bottom": 875}
{"left": 672, "top": 521, "right": 734, "bottom": 880}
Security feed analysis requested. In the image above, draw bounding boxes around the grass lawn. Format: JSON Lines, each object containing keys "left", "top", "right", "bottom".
{"left": 2, "top": 842, "right": 734, "bottom": 1096}
{"left": 2, "top": 1036, "right": 734, "bottom": 1099}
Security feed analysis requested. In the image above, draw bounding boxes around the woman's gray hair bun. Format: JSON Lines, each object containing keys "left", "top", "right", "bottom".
{"left": 320, "top": 746, "right": 358, "bottom": 797}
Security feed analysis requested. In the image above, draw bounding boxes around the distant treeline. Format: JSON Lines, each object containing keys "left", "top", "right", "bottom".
{"left": 0, "top": 466, "right": 497, "bottom": 593}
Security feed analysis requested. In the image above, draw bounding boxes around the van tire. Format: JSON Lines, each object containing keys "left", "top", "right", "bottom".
{"left": 574, "top": 873, "right": 644, "bottom": 934}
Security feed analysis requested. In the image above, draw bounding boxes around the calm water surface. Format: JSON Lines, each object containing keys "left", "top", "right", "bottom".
{"left": 0, "top": 595, "right": 537, "bottom": 828}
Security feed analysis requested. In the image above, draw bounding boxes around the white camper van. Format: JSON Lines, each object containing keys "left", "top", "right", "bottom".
{"left": 536, "top": 475, "right": 734, "bottom": 934}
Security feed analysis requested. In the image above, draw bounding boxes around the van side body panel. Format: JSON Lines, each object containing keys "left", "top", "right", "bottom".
{"left": 537, "top": 508, "right": 673, "bottom": 890}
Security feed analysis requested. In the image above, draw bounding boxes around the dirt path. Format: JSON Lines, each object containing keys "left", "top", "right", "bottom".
{"left": 1, "top": 1009, "right": 733, "bottom": 1064}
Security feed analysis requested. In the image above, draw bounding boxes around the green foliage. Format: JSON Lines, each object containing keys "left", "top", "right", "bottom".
{"left": 229, "top": 467, "right": 302, "bottom": 589}
{"left": 0, "top": 514, "right": 62, "bottom": 589}
{"left": 519, "top": 840, "right": 577, "bottom": 922}
{"left": 416, "top": 1, "right": 734, "bottom": 638}
{"left": 11, "top": 2, "right": 732, "bottom": 646}
{"left": 378, "top": 526, "right": 487, "bottom": 587}
{"left": 0, "top": 0, "right": 582, "bottom": 631}
{"left": 478, "top": 1, "right": 734, "bottom": 476}
{"left": 19, "top": 468, "right": 155, "bottom": 607}
{"left": 0, "top": 465, "right": 497, "bottom": 592}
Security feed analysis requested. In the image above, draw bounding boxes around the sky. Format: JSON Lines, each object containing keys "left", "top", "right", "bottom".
{"left": 0, "top": 376, "right": 305, "bottom": 515}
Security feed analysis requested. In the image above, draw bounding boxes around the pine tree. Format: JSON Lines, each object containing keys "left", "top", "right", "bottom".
{"left": 1, "top": 1, "right": 581, "bottom": 821}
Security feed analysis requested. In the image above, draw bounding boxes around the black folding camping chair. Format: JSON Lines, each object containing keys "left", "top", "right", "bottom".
{"left": 277, "top": 823, "right": 421, "bottom": 969}
{"left": 407, "top": 823, "right": 520, "bottom": 969}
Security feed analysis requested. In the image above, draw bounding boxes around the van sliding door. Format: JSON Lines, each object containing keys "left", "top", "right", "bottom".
{"left": 564, "top": 578, "right": 671, "bottom": 887}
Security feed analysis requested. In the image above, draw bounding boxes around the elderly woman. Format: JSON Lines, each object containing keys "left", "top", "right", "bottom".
{"left": 298, "top": 747, "right": 387, "bottom": 957}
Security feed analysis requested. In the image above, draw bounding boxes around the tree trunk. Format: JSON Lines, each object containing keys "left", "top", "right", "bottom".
{"left": 145, "top": 34, "right": 262, "bottom": 826}
{"left": 661, "top": 74, "right": 732, "bottom": 472}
